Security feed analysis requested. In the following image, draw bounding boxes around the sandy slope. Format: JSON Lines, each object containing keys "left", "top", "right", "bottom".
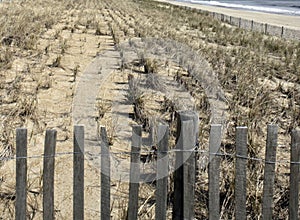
{"left": 1, "top": 0, "right": 299, "bottom": 218}
{"left": 0, "top": 6, "right": 115, "bottom": 218}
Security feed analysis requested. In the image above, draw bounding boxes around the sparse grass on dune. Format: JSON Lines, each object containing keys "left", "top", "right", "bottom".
{"left": 100, "top": 0, "right": 299, "bottom": 218}
{"left": 0, "top": 0, "right": 299, "bottom": 219}
{"left": 0, "top": 0, "right": 114, "bottom": 218}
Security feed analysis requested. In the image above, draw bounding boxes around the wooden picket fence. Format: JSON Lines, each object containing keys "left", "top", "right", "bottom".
{"left": 14, "top": 111, "right": 300, "bottom": 219}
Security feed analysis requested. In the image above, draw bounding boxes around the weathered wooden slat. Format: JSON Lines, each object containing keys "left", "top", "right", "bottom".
{"left": 182, "top": 121, "right": 195, "bottom": 220}
{"left": 175, "top": 110, "right": 199, "bottom": 146}
{"left": 127, "top": 125, "right": 142, "bottom": 220}
{"left": 208, "top": 124, "right": 222, "bottom": 220}
{"left": 155, "top": 125, "right": 169, "bottom": 220}
{"left": 101, "top": 127, "right": 111, "bottom": 220}
{"left": 43, "top": 130, "right": 57, "bottom": 220}
{"left": 173, "top": 110, "right": 198, "bottom": 220}
{"left": 73, "top": 125, "right": 85, "bottom": 220}
{"left": 262, "top": 125, "right": 278, "bottom": 220}
{"left": 16, "top": 128, "right": 27, "bottom": 220}
{"left": 289, "top": 130, "right": 300, "bottom": 220}
{"left": 235, "top": 127, "right": 248, "bottom": 220}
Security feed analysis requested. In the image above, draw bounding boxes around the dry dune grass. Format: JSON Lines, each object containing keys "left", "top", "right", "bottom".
{"left": 96, "top": 0, "right": 299, "bottom": 218}
{"left": 0, "top": 0, "right": 118, "bottom": 219}
{"left": 0, "top": 0, "right": 299, "bottom": 219}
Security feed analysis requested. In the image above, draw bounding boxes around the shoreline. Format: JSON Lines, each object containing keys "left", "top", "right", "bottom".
{"left": 156, "top": 0, "right": 300, "bottom": 31}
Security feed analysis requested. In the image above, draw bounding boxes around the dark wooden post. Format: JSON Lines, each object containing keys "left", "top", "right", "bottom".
{"left": 173, "top": 110, "right": 198, "bottom": 220}
{"left": 262, "top": 125, "right": 278, "bottom": 220}
{"left": 155, "top": 125, "right": 169, "bottom": 220}
{"left": 208, "top": 124, "right": 222, "bottom": 220}
{"left": 73, "top": 125, "right": 85, "bottom": 220}
{"left": 43, "top": 130, "right": 57, "bottom": 220}
{"left": 221, "top": 14, "right": 224, "bottom": 22}
{"left": 235, "top": 127, "right": 247, "bottom": 220}
{"left": 127, "top": 125, "right": 142, "bottom": 220}
{"left": 16, "top": 128, "right": 27, "bottom": 220}
{"left": 265, "top": 23, "right": 268, "bottom": 34}
{"left": 101, "top": 127, "right": 111, "bottom": 220}
{"left": 289, "top": 130, "right": 300, "bottom": 220}
{"left": 281, "top": 26, "right": 284, "bottom": 38}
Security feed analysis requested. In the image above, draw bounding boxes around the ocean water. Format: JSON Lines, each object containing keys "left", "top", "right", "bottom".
{"left": 175, "top": 0, "right": 300, "bottom": 15}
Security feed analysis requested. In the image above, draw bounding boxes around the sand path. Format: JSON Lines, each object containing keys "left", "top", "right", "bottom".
{"left": 72, "top": 36, "right": 227, "bottom": 153}
{"left": 72, "top": 40, "right": 120, "bottom": 164}
{"left": 72, "top": 36, "right": 227, "bottom": 184}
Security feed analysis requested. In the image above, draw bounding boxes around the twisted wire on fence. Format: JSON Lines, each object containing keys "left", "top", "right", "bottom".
{"left": 1, "top": 148, "right": 299, "bottom": 164}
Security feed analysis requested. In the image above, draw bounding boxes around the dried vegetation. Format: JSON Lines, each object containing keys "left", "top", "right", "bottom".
{"left": 0, "top": 0, "right": 299, "bottom": 218}
{"left": 99, "top": 0, "right": 300, "bottom": 218}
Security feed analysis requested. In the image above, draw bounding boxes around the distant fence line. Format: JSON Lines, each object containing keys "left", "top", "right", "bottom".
{"left": 9, "top": 110, "right": 300, "bottom": 219}
{"left": 180, "top": 5, "right": 300, "bottom": 40}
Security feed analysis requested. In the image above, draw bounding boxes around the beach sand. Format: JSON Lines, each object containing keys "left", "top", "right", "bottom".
{"left": 157, "top": 0, "right": 300, "bottom": 30}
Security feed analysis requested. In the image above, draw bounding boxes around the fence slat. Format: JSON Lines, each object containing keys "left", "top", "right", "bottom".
{"left": 262, "top": 125, "right": 278, "bottom": 220}
{"left": 235, "top": 127, "right": 248, "bottom": 220}
{"left": 16, "top": 128, "right": 27, "bottom": 220}
{"left": 155, "top": 125, "right": 169, "bottom": 220}
{"left": 127, "top": 125, "right": 142, "bottom": 220}
{"left": 183, "top": 121, "right": 196, "bottom": 220}
{"left": 289, "top": 130, "right": 300, "bottom": 220}
{"left": 43, "top": 130, "right": 57, "bottom": 220}
{"left": 209, "top": 124, "right": 222, "bottom": 220}
{"left": 173, "top": 111, "right": 198, "bottom": 220}
{"left": 73, "top": 125, "right": 85, "bottom": 220}
{"left": 101, "top": 127, "right": 111, "bottom": 220}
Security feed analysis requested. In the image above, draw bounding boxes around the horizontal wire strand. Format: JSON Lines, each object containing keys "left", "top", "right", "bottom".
{"left": 1, "top": 148, "right": 299, "bottom": 164}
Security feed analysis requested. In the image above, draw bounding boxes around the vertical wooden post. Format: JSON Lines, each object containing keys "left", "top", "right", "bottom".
{"left": 173, "top": 111, "right": 198, "bottom": 220}
{"left": 155, "top": 125, "right": 169, "bottom": 220}
{"left": 281, "top": 26, "right": 284, "bottom": 38}
{"left": 235, "top": 127, "right": 247, "bottom": 220}
{"left": 262, "top": 125, "right": 278, "bottom": 220}
{"left": 183, "top": 121, "right": 196, "bottom": 220}
{"left": 251, "top": 20, "right": 254, "bottom": 30}
{"left": 289, "top": 130, "right": 300, "bottom": 220}
{"left": 43, "top": 130, "right": 57, "bottom": 220}
{"left": 175, "top": 110, "right": 199, "bottom": 152}
{"left": 209, "top": 125, "right": 222, "bottom": 220}
{"left": 127, "top": 125, "right": 142, "bottom": 220}
{"left": 101, "top": 127, "right": 111, "bottom": 220}
{"left": 149, "top": 125, "right": 155, "bottom": 146}
{"left": 16, "top": 128, "right": 27, "bottom": 220}
{"left": 73, "top": 125, "right": 84, "bottom": 220}
{"left": 238, "top": 18, "right": 242, "bottom": 28}
{"left": 265, "top": 23, "right": 268, "bottom": 34}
